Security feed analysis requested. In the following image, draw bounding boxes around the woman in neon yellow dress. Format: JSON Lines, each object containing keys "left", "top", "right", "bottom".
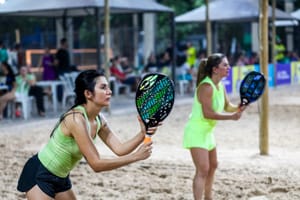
{"left": 17, "top": 70, "right": 160, "bottom": 199}
{"left": 183, "top": 53, "right": 246, "bottom": 200}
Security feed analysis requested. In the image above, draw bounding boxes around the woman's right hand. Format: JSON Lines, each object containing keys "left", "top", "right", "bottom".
{"left": 134, "top": 141, "right": 153, "bottom": 161}
{"left": 231, "top": 110, "right": 243, "bottom": 120}
{"left": 137, "top": 115, "right": 162, "bottom": 136}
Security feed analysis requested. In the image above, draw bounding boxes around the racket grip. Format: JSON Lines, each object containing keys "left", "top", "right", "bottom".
{"left": 143, "top": 135, "right": 152, "bottom": 144}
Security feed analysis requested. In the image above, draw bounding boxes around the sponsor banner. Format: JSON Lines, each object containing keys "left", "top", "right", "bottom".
{"left": 291, "top": 61, "right": 300, "bottom": 84}
{"left": 222, "top": 67, "right": 232, "bottom": 93}
{"left": 255, "top": 64, "right": 275, "bottom": 87}
{"left": 276, "top": 63, "right": 291, "bottom": 85}
{"left": 232, "top": 65, "right": 255, "bottom": 93}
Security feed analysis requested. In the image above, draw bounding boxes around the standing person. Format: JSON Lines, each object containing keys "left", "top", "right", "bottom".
{"left": 15, "top": 43, "right": 26, "bottom": 71}
{"left": 54, "top": 38, "right": 71, "bottom": 76}
{"left": 0, "top": 41, "right": 8, "bottom": 64}
{"left": 54, "top": 38, "right": 71, "bottom": 102}
{"left": 38, "top": 47, "right": 57, "bottom": 81}
{"left": 17, "top": 69, "right": 159, "bottom": 199}
{"left": 183, "top": 53, "right": 246, "bottom": 200}
{"left": 186, "top": 42, "right": 197, "bottom": 68}
{"left": 0, "top": 62, "right": 16, "bottom": 120}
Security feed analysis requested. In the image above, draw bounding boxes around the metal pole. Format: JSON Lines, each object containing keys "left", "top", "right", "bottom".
{"left": 205, "top": 0, "right": 212, "bottom": 55}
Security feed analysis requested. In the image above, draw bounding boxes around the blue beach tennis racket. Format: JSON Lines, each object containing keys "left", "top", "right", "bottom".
{"left": 135, "top": 73, "right": 175, "bottom": 143}
{"left": 239, "top": 71, "right": 266, "bottom": 106}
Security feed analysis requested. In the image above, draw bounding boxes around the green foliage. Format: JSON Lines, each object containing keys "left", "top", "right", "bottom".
{"left": 157, "top": 0, "right": 204, "bottom": 15}
{"left": 78, "top": 16, "right": 97, "bottom": 48}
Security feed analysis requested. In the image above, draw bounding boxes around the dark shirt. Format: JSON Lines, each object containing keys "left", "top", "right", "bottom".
{"left": 5, "top": 74, "right": 15, "bottom": 91}
{"left": 55, "top": 48, "right": 70, "bottom": 75}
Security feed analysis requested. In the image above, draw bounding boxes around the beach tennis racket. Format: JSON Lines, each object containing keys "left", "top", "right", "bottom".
{"left": 239, "top": 71, "right": 266, "bottom": 106}
{"left": 135, "top": 73, "right": 175, "bottom": 143}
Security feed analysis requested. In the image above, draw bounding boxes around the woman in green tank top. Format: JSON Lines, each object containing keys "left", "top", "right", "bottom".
{"left": 17, "top": 70, "right": 160, "bottom": 199}
{"left": 183, "top": 53, "right": 246, "bottom": 200}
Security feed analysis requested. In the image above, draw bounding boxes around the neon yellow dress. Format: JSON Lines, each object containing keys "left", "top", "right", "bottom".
{"left": 183, "top": 76, "right": 225, "bottom": 150}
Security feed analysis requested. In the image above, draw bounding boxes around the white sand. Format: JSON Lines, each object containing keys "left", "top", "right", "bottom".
{"left": 1, "top": 85, "right": 300, "bottom": 200}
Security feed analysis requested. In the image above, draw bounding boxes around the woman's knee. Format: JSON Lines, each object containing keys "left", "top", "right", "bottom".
{"left": 195, "top": 164, "right": 210, "bottom": 178}
{"left": 210, "top": 161, "right": 218, "bottom": 171}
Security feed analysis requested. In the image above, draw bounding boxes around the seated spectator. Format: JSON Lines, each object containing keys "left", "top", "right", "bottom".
{"left": 157, "top": 51, "right": 171, "bottom": 76}
{"left": 0, "top": 62, "right": 16, "bottom": 120}
{"left": 176, "top": 56, "right": 194, "bottom": 93}
{"left": 15, "top": 66, "right": 46, "bottom": 117}
{"left": 288, "top": 51, "right": 300, "bottom": 62}
{"left": 235, "top": 52, "right": 248, "bottom": 66}
{"left": 110, "top": 57, "right": 139, "bottom": 91}
{"left": 248, "top": 52, "right": 259, "bottom": 65}
{"left": 143, "top": 52, "right": 158, "bottom": 73}
{"left": 120, "top": 57, "right": 134, "bottom": 75}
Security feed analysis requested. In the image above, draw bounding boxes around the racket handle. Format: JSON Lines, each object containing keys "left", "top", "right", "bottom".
{"left": 143, "top": 135, "right": 152, "bottom": 144}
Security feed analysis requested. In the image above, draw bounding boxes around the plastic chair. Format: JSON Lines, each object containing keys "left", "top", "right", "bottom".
{"left": 59, "top": 73, "right": 77, "bottom": 108}
{"left": 109, "top": 76, "right": 130, "bottom": 96}
{"left": 7, "top": 94, "right": 35, "bottom": 120}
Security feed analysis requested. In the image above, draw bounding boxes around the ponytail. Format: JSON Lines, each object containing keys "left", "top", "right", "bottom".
{"left": 195, "top": 53, "right": 226, "bottom": 87}
{"left": 196, "top": 58, "right": 208, "bottom": 87}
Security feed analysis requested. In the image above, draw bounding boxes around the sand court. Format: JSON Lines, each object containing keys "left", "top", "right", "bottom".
{"left": 0, "top": 84, "right": 299, "bottom": 199}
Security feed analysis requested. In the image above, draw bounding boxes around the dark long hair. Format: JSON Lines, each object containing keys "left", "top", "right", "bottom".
{"left": 196, "top": 53, "right": 226, "bottom": 87}
{"left": 1, "top": 61, "right": 15, "bottom": 76}
{"left": 50, "top": 70, "right": 105, "bottom": 136}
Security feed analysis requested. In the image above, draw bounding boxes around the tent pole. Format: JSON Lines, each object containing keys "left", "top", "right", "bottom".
{"left": 205, "top": 0, "right": 212, "bottom": 55}
{"left": 95, "top": 8, "right": 102, "bottom": 71}
{"left": 104, "top": 0, "right": 111, "bottom": 114}
{"left": 170, "top": 12, "right": 176, "bottom": 83}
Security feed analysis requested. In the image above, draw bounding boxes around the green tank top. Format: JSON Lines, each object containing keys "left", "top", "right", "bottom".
{"left": 38, "top": 106, "right": 101, "bottom": 178}
{"left": 186, "top": 76, "right": 225, "bottom": 129}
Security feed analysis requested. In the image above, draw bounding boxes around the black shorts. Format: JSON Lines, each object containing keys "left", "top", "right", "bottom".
{"left": 17, "top": 154, "right": 72, "bottom": 198}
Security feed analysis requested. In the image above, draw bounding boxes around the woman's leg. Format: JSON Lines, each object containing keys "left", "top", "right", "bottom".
{"left": 204, "top": 148, "right": 218, "bottom": 200}
{"left": 55, "top": 189, "right": 76, "bottom": 200}
{"left": 0, "top": 92, "right": 15, "bottom": 119}
{"left": 190, "top": 148, "right": 210, "bottom": 200}
{"left": 29, "top": 86, "right": 45, "bottom": 115}
{"left": 26, "top": 185, "right": 53, "bottom": 200}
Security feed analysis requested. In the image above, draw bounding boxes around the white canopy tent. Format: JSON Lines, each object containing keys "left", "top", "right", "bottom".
{"left": 275, "top": 9, "right": 300, "bottom": 27}
{"left": 0, "top": 0, "right": 176, "bottom": 78}
{"left": 0, "top": 0, "right": 173, "bottom": 16}
{"left": 175, "top": 0, "right": 296, "bottom": 23}
{"left": 174, "top": 0, "right": 297, "bottom": 53}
